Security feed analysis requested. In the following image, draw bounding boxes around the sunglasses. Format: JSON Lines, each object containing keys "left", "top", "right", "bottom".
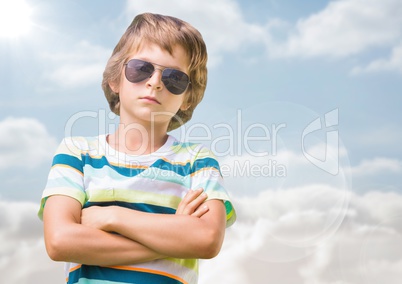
{"left": 124, "top": 59, "right": 191, "bottom": 95}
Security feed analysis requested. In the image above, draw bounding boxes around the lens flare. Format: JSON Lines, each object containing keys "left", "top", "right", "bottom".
{"left": 0, "top": 0, "right": 33, "bottom": 39}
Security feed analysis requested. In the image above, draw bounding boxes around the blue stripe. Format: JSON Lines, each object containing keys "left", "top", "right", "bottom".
{"left": 83, "top": 201, "right": 176, "bottom": 214}
{"left": 191, "top": 157, "right": 221, "bottom": 175}
{"left": 151, "top": 159, "right": 191, "bottom": 176}
{"left": 68, "top": 265, "right": 184, "bottom": 284}
{"left": 81, "top": 154, "right": 221, "bottom": 178}
{"left": 82, "top": 154, "right": 145, "bottom": 177}
{"left": 52, "top": 154, "right": 83, "bottom": 173}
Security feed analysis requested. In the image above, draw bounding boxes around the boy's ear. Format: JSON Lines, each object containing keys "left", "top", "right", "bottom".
{"left": 180, "top": 91, "right": 191, "bottom": 111}
{"left": 180, "top": 101, "right": 191, "bottom": 111}
{"left": 109, "top": 81, "right": 119, "bottom": 93}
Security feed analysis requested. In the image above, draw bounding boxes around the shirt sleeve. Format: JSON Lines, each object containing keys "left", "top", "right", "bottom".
{"left": 37, "top": 137, "right": 87, "bottom": 220}
{"left": 190, "top": 146, "right": 236, "bottom": 228}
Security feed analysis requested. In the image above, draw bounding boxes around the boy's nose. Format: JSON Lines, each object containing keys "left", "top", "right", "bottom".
{"left": 146, "top": 69, "right": 164, "bottom": 91}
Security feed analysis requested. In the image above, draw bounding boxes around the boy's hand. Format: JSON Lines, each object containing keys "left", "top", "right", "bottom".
{"left": 176, "top": 188, "right": 209, "bottom": 217}
{"left": 81, "top": 206, "right": 113, "bottom": 231}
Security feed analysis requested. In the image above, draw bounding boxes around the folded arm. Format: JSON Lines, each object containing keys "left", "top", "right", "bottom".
{"left": 43, "top": 189, "right": 212, "bottom": 265}
{"left": 81, "top": 189, "right": 227, "bottom": 259}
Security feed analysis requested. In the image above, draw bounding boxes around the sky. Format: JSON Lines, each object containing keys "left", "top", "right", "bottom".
{"left": 0, "top": 0, "right": 402, "bottom": 283}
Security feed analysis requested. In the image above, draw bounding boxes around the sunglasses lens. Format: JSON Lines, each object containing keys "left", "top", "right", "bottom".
{"left": 125, "top": 59, "right": 154, "bottom": 83}
{"left": 162, "top": 69, "right": 190, "bottom": 95}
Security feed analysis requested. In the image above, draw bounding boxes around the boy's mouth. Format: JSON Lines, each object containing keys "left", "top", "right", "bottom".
{"left": 140, "top": 96, "right": 161, "bottom": 104}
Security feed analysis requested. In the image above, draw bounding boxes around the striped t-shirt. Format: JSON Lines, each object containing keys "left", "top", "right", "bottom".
{"left": 38, "top": 134, "right": 236, "bottom": 284}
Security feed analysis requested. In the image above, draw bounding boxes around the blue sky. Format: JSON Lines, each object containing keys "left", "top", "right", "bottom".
{"left": 1, "top": 0, "right": 402, "bottom": 283}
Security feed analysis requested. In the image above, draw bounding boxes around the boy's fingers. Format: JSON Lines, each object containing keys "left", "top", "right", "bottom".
{"left": 177, "top": 188, "right": 207, "bottom": 215}
{"left": 180, "top": 188, "right": 200, "bottom": 204}
{"left": 183, "top": 191, "right": 207, "bottom": 215}
{"left": 191, "top": 204, "right": 209, "bottom": 218}
{"left": 176, "top": 190, "right": 194, "bottom": 214}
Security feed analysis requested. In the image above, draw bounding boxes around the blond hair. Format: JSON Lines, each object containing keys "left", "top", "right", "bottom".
{"left": 102, "top": 13, "right": 208, "bottom": 131}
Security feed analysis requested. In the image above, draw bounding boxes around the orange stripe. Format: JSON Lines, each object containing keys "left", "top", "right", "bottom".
{"left": 108, "top": 161, "right": 149, "bottom": 170}
{"left": 160, "top": 156, "right": 191, "bottom": 166}
{"left": 66, "top": 264, "right": 82, "bottom": 282}
{"left": 69, "top": 264, "right": 82, "bottom": 272}
{"left": 109, "top": 265, "right": 188, "bottom": 284}
{"left": 190, "top": 167, "right": 221, "bottom": 177}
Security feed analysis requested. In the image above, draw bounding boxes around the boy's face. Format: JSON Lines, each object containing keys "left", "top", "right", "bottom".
{"left": 112, "top": 43, "right": 190, "bottom": 127}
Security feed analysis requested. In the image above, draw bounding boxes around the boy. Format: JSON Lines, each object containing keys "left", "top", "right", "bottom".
{"left": 38, "top": 13, "right": 236, "bottom": 284}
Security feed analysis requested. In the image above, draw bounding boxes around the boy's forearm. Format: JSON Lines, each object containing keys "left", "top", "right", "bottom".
{"left": 46, "top": 224, "right": 163, "bottom": 266}
{"left": 43, "top": 196, "right": 164, "bottom": 266}
{"left": 104, "top": 201, "right": 226, "bottom": 259}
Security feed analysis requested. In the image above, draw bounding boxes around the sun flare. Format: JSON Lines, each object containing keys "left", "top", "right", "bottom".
{"left": 0, "top": 0, "right": 33, "bottom": 39}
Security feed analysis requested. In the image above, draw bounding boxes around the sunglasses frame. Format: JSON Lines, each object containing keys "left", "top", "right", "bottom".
{"left": 124, "top": 59, "right": 191, "bottom": 95}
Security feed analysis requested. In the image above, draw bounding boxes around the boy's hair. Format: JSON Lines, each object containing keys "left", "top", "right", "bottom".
{"left": 102, "top": 13, "right": 208, "bottom": 131}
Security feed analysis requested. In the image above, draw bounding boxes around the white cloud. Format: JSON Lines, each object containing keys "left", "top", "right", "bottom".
{"left": 198, "top": 147, "right": 402, "bottom": 283}
{"left": 41, "top": 40, "right": 111, "bottom": 89}
{"left": 269, "top": 0, "right": 402, "bottom": 59}
{"left": 346, "top": 157, "right": 402, "bottom": 193}
{"left": 200, "top": 187, "right": 402, "bottom": 284}
{"left": 0, "top": 117, "right": 58, "bottom": 170}
{"left": 350, "top": 157, "right": 402, "bottom": 176}
{"left": 351, "top": 41, "right": 402, "bottom": 74}
{"left": 125, "top": 0, "right": 267, "bottom": 66}
{"left": 0, "top": 199, "right": 64, "bottom": 284}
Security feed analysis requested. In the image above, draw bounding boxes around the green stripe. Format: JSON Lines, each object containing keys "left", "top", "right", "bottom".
{"left": 86, "top": 188, "right": 182, "bottom": 209}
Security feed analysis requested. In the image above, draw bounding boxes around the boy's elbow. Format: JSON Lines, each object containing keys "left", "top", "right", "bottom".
{"left": 46, "top": 246, "right": 63, "bottom": 262}
{"left": 198, "top": 228, "right": 224, "bottom": 259}
{"left": 45, "top": 231, "right": 69, "bottom": 261}
{"left": 200, "top": 244, "right": 221, "bottom": 259}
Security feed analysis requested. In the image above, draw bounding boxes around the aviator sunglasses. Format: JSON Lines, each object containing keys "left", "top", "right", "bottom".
{"left": 124, "top": 59, "right": 191, "bottom": 95}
